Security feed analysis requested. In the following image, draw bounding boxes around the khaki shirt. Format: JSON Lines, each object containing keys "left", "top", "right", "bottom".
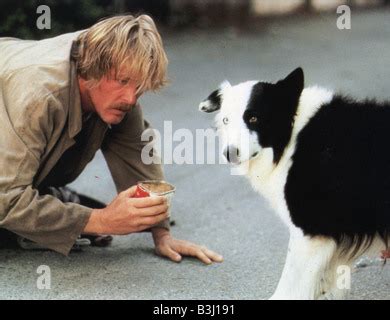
{"left": 0, "top": 32, "right": 167, "bottom": 255}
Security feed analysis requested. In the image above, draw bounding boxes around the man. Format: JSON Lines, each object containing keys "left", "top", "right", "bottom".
{"left": 0, "top": 14, "right": 223, "bottom": 264}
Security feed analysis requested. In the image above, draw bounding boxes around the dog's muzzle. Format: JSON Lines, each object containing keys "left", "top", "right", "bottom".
{"left": 223, "top": 145, "right": 240, "bottom": 164}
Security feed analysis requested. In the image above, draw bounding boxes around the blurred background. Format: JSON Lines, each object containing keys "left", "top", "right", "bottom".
{"left": 1, "top": 0, "right": 389, "bottom": 38}
{"left": 1, "top": 0, "right": 389, "bottom": 300}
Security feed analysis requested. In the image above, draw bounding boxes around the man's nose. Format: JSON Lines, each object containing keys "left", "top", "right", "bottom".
{"left": 123, "top": 89, "right": 137, "bottom": 105}
{"left": 223, "top": 145, "right": 240, "bottom": 164}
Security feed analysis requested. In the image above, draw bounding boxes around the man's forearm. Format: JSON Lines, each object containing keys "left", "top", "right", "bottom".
{"left": 83, "top": 208, "right": 105, "bottom": 234}
{"left": 152, "top": 226, "right": 171, "bottom": 244}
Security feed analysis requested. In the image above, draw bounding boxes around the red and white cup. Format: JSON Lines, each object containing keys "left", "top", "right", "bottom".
{"left": 133, "top": 180, "right": 176, "bottom": 215}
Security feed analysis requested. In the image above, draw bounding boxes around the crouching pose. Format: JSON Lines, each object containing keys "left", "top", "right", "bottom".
{"left": 0, "top": 14, "right": 223, "bottom": 265}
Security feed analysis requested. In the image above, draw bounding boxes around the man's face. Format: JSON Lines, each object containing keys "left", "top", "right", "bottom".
{"left": 86, "top": 70, "right": 140, "bottom": 125}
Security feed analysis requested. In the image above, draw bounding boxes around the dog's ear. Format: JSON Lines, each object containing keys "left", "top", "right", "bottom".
{"left": 257, "top": 68, "right": 304, "bottom": 163}
{"left": 277, "top": 67, "right": 304, "bottom": 101}
{"left": 199, "top": 89, "right": 221, "bottom": 113}
{"left": 199, "top": 81, "right": 231, "bottom": 113}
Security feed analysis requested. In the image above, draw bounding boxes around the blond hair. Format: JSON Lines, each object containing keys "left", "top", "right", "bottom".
{"left": 74, "top": 14, "right": 168, "bottom": 94}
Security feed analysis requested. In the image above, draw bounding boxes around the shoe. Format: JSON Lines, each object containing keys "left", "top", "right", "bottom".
{"left": 80, "top": 234, "right": 113, "bottom": 247}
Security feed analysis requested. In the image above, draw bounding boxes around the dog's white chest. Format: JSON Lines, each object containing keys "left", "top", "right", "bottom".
{"left": 246, "top": 148, "right": 295, "bottom": 229}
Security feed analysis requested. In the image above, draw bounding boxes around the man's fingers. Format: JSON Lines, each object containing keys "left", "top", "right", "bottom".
{"left": 138, "top": 211, "right": 169, "bottom": 227}
{"left": 178, "top": 245, "right": 212, "bottom": 264}
{"left": 194, "top": 249, "right": 212, "bottom": 265}
{"left": 122, "top": 186, "right": 137, "bottom": 197}
{"left": 174, "top": 242, "right": 223, "bottom": 264}
{"left": 131, "top": 196, "right": 167, "bottom": 208}
{"left": 137, "top": 203, "right": 169, "bottom": 216}
{"left": 157, "top": 245, "right": 182, "bottom": 262}
{"left": 201, "top": 247, "right": 224, "bottom": 263}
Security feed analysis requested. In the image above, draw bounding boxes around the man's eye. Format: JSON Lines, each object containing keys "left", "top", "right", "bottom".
{"left": 118, "top": 79, "right": 129, "bottom": 85}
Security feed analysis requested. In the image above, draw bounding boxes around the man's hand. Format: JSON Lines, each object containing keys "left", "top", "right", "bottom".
{"left": 152, "top": 228, "right": 224, "bottom": 265}
{"left": 83, "top": 186, "right": 169, "bottom": 235}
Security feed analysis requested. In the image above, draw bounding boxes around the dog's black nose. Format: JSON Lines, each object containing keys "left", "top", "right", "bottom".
{"left": 223, "top": 145, "right": 240, "bottom": 164}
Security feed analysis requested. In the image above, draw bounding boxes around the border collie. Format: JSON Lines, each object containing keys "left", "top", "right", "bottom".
{"left": 199, "top": 68, "right": 389, "bottom": 299}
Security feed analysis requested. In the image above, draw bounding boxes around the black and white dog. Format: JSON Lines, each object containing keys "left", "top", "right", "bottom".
{"left": 199, "top": 68, "right": 389, "bottom": 299}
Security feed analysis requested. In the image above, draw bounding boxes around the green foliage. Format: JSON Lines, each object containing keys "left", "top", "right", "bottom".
{"left": 0, "top": 0, "right": 171, "bottom": 39}
{"left": 0, "top": 0, "right": 116, "bottom": 39}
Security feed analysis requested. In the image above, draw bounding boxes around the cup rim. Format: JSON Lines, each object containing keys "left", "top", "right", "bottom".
{"left": 137, "top": 180, "right": 176, "bottom": 196}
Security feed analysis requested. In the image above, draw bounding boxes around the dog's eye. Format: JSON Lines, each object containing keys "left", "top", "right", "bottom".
{"left": 223, "top": 117, "right": 229, "bottom": 125}
{"left": 249, "top": 116, "right": 258, "bottom": 124}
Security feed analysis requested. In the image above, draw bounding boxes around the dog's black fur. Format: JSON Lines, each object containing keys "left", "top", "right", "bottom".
{"left": 286, "top": 94, "right": 390, "bottom": 255}
{"left": 200, "top": 67, "right": 390, "bottom": 298}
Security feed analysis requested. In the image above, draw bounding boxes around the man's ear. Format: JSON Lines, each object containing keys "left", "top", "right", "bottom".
{"left": 199, "top": 81, "right": 231, "bottom": 113}
{"left": 277, "top": 67, "right": 304, "bottom": 100}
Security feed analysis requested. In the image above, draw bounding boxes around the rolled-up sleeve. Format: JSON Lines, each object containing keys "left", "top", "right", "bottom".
{"left": 101, "top": 104, "right": 170, "bottom": 230}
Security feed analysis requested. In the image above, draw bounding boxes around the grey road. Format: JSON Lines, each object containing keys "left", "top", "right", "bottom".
{"left": 0, "top": 8, "right": 389, "bottom": 300}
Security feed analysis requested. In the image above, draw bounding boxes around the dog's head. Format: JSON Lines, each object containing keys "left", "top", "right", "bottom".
{"left": 199, "top": 67, "right": 304, "bottom": 165}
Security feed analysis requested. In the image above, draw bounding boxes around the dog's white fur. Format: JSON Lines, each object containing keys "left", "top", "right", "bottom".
{"left": 203, "top": 83, "right": 387, "bottom": 299}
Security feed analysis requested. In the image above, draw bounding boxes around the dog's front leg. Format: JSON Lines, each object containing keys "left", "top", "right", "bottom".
{"left": 317, "top": 257, "right": 352, "bottom": 300}
{"left": 270, "top": 229, "right": 337, "bottom": 300}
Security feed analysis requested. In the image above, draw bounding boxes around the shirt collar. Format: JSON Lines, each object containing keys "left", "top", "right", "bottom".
{"left": 68, "top": 56, "right": 83, "bottom": 138}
